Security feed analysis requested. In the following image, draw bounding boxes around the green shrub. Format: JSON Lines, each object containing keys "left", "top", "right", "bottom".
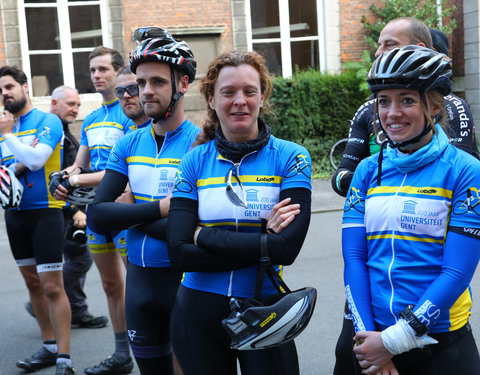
{"left": 263, "top": 68, "right": 369, "bottom": 177}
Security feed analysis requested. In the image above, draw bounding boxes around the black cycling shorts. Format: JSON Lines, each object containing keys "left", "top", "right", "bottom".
{"left": 5, "top": 208, "right": 64, "bottom": 268}
{"left": 125, "top": 263, "right": 181, "bottom": 374}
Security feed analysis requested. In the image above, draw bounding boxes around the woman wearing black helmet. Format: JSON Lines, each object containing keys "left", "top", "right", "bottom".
{"left": 343, "top": 45, "right": 480, "bottom": 374}
{"left": 167, "top": 50, "right": 312, "bottom": 374}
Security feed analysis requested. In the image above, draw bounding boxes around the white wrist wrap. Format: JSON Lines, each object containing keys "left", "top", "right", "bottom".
{"left": 71, "top": 175, "right": 80, "bottom": 187}
{"left": 381, "top": 319, "right": 438, "bottom": 355}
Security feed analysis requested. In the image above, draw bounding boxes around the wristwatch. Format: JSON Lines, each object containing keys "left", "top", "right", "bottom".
{"left": 399, "top": 305, "right": 429, "bottom": 336}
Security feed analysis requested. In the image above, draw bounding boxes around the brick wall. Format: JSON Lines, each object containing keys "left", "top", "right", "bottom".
{"left": 339, "top": 0, "right": 383, "bottom": 63}
{"left": 121, "top": 0, "right": 234, "bottom": 55}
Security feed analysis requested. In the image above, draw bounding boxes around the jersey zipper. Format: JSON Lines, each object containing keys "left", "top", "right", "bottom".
{"left": 95, "top": 103, "right": 109, "bottom": 171}
{"left": 388, "top": 173, "right": 408, "bottom": 322}
{"left": 223, "top": 151, "right": 257, "bottom": 297}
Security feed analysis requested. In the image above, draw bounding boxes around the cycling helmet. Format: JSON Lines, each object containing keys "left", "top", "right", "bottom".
{"left": 129, "top": 28, "right": 196, "bottom": 83}
{"left": 367, "top": 45, "right": 452, "bottom": 96}
{"left": 0, "top": 166, "right": 24, "bottom": 209}
{"left": 222, "top": 287, "right": 317, "bottom": 350}
{"left": 66, "top": 186, "right": 96, "bottom": 206}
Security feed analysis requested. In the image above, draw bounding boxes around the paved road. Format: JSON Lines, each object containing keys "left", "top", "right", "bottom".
{"left": 1, "top": 207, "right": 479, "bottom": 374}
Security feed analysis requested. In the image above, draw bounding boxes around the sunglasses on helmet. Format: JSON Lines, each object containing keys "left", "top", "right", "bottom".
{"left": 225, "top": 165, "right": 247, "bottom": 208}
{"left": 115, "top": 84, "right": 139, "bottom": 99}
{"left": 131, "top": 27, "right": 173, "bottom": 44}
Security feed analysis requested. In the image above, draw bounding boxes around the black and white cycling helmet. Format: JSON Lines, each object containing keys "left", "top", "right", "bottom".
{"left": 129, "top": 27, "right": 196, "bottom": 83}
{"left": 222, "top": 287, "right": 317, "bottom": 350}
{"left": 66, "top": 186, "right": 96, "bottom": 206}
{"left": 367, "top": 45, "right": 452, "bottom": 96}
{"left": 0, "top": 165, "right": 24, "bottom": 209}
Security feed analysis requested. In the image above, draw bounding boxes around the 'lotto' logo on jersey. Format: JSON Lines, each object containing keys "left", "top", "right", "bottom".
{"left": 417, "top": 188, "right": 438, "bottom": 194}
{"left": 256, "top": 177, "right": 274, "bottom": 182}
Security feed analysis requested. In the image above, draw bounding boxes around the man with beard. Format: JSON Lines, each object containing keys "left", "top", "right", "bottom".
{"left": 0, "top": 66, "right": 74, "bottom": 375}
{"left": 115, "top": 67, "right": 150, "bottom": 130}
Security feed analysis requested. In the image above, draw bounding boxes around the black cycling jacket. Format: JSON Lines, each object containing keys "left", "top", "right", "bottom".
{"left": 331, "top": 94, "right": 479, "bottom": 196}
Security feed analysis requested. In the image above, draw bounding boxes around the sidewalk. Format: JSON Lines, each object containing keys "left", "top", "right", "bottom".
{"left": 311, "top": 178, "right": 345, "bottom": 213}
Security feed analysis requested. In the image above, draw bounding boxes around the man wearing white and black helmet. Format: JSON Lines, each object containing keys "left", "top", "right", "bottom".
{"left": 90, "top": 27, "right": 199, "bottom": 375}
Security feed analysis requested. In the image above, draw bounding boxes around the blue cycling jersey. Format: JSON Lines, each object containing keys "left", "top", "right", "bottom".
{"left": 343, "top": 128, "right": 480, "bottom": 333}
{"left": 106, "top": 119, "right": 200, "bottom": 267}
{"left": 80, "top": 99, "right": 134, "bottom": 171}
{"left": 172, "top": 135, "right": 312, "bottom": 298}
{"left": 0, "top": 108, "right": 64, "bottom": 210}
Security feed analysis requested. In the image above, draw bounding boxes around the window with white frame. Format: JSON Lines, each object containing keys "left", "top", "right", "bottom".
{"left": 18, "top": 0, "right": 109, "bottom": 97}
{"left": 248, "top": 0, "right": 325, "bottom": 77}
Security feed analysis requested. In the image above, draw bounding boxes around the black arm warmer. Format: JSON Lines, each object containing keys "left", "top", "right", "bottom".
{"left": 167, "top": 188, "right": 311, "bottom": 272}
{"left": 331, "top": 102, "right": 373, "bottom": 197}
{"left": 91, "top": 169, "right": 162, "bottom": 231}
{"left": 135, "top": 218, "right": 168, "bottom": 240}
{"left": 167, "top": 198, "right": 253, "bottom": 272}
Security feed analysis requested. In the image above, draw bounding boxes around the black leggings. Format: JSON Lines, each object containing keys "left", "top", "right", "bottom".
{"left": 171, "top": 285, "right": 299, "bottom": 375}
{"left": 333, "top": 304, "right": 480, "bottom": 375}
{"left": 125, "top": 263, "right": 181, "bottom": 375}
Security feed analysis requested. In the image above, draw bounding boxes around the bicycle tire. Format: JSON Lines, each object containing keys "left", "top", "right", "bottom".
{"left": 330, "top": 138, "right": 348, "bottom": 170}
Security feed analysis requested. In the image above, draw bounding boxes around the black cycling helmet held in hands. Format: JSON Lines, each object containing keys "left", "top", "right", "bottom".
{"left": 367, "top": 45, "right": 453, "bottom": 97}
{"left": 129, "top": 27, "right": 196, "bottom": 83}
{"left": 222, "top": 287, "right": 317, "bottom": 350}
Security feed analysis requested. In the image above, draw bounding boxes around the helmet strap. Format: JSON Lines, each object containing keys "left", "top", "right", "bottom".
{"left": 153, "top": 65, "right": 183, "bottom": 122}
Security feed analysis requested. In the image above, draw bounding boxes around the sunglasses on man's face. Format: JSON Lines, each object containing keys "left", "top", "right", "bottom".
{"left": 115, "top": 84, "right": 139, "bottom": 99}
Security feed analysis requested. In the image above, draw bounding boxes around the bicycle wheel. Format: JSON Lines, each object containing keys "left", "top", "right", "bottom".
{"left": 330, "top": 138, "right": 348, "bottom": 170}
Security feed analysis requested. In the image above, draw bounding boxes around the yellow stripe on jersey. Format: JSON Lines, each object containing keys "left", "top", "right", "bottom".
{"left": 126, "top": 156, "right": 181, "bottom": 166}
{"left": 197, "top": 175, "right": 281, "bottom": 187}
{"left": 449, "top": 287, "right": 472, "bottom": 331}
{"left": 200, "top": 221, "right": 262, "bottom": 228}
{"left": 368, "top": 185, "right": 453, "bottom": 198}
{"left": 0, "top": 129, "right": 37, "bottom": 141}
{"left": 84, "top": 122, "right": 125, "bottom": 131}
{"left": 133, "top": 194, "right": 154, "bottom": 202}
{"left": 367, "top": 234, "right": 444, "bottom": 244}
{"left": 89, "top": 145, "right": 117, "bottom": 150}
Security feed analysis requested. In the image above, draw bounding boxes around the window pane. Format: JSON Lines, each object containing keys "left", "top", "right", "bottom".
{"left": 30, "top": 54, "right": 63, "bottom": 96}
{"left": 291, "top": 40, "right": 319, "bottom": 71}
{"left": 26, "top": 8, "right": 60, "bottom": 50}
{"left": 25, "top": 0, "right": 55, "bottom": 3}
{"left": 253, "top": 42, "right": 282, "bottom": 76}
{"left": 289, "top": 0, "right": 318, "bottom": 37}
{"left": 250, "top": 0, "right": 280, "bottom": 39}
{"left": 69, "top": 5, "right": 102, "bottom": 48}
{"left": 73, "top": 52, "right": 94, "bottom": 94}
